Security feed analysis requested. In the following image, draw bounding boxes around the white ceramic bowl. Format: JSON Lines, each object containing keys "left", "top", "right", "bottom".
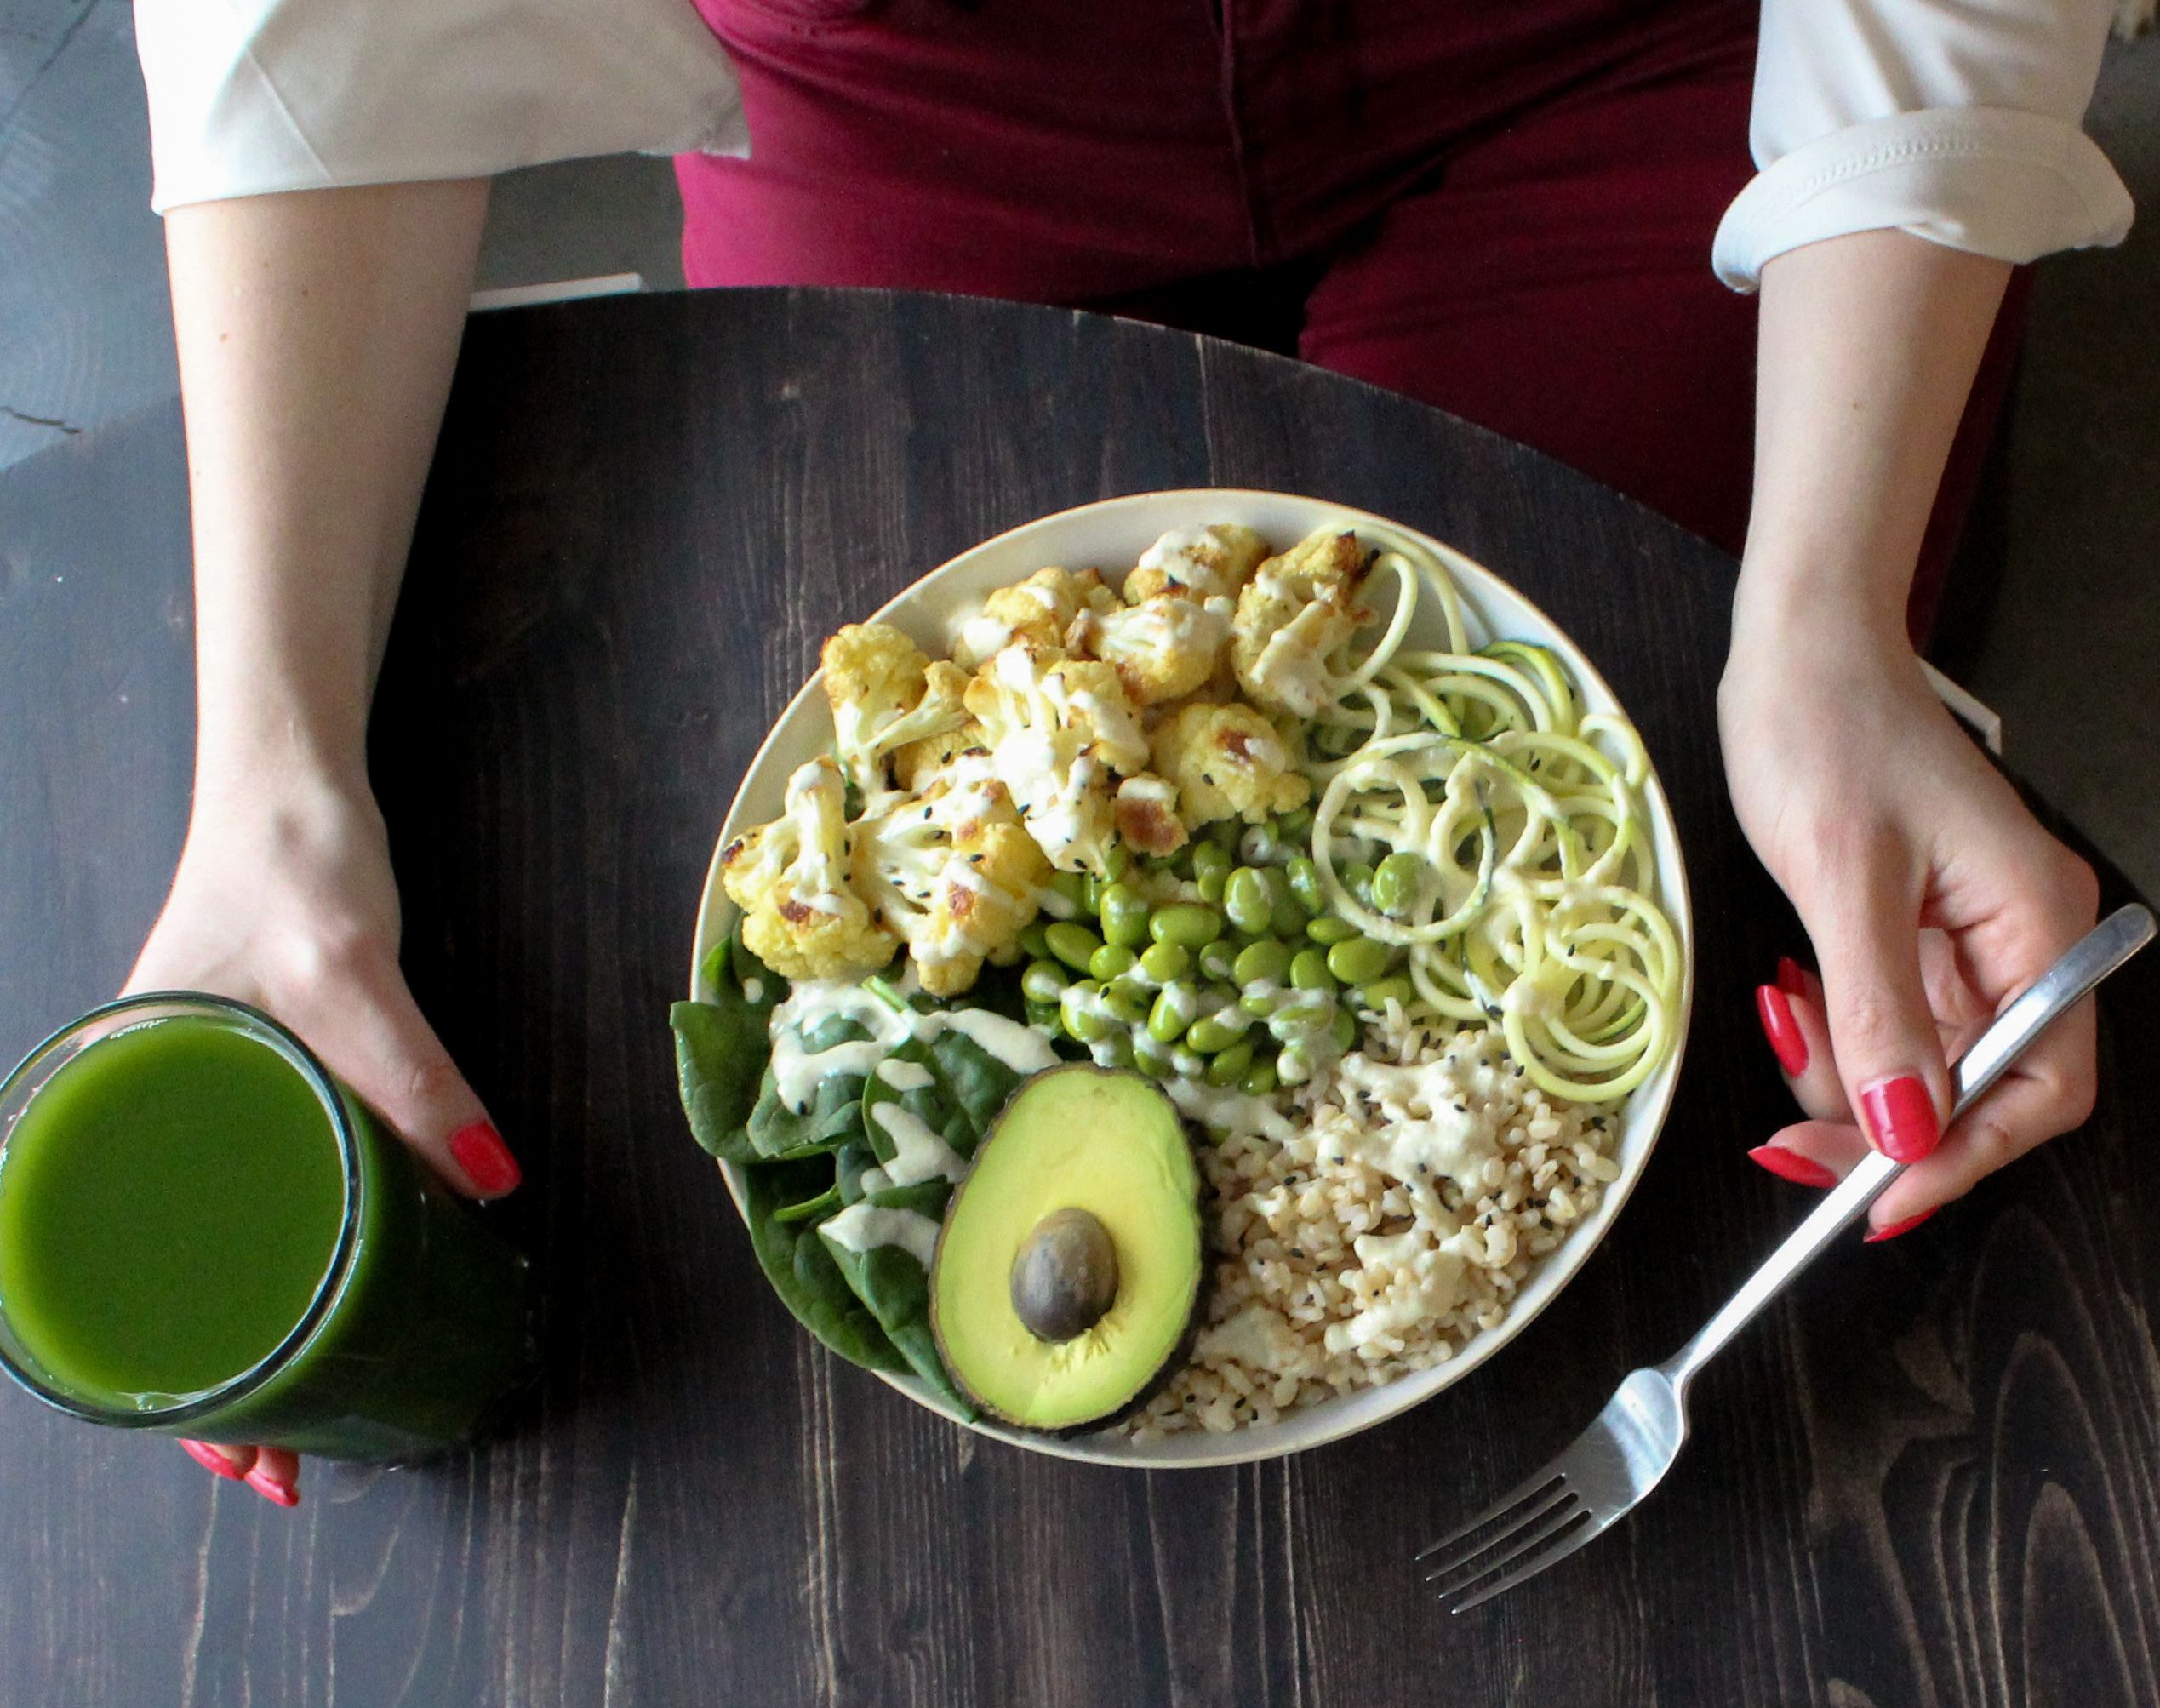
{"left": 690, "top": 489, "right": 1694, "bottom": 1466}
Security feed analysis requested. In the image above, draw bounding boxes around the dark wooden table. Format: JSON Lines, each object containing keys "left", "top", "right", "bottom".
{"left": 2, "top": 288, "right": 2157, "bottom": 1708}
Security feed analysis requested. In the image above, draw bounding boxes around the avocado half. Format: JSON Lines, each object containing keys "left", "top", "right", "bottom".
{"left": 930, "top": 1065, "right": 1202, "bottom": 1431}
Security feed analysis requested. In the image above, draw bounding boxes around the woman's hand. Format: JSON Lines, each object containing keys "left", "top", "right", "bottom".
{"left": 1719, "top": 606, "right": 2098, "bottom": 1235}
{"left": 125, "top": 767, "right": 520, "bottom": 1505}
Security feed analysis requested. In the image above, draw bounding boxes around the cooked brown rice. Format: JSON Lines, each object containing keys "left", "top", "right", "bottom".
{"left": 1128, "top": 1016, "right": 1623, "bottom": 1437}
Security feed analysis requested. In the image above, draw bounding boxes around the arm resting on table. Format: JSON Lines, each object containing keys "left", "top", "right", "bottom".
{"left": 1718, "top": 229, "right": 2099, "bottom": 1231}
{"left": 135, "top": 180, "right": 517, "bottom": 1197}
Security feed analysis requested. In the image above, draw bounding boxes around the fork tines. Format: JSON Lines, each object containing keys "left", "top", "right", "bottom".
{"left": 1417, "top": 1471, "right": 1593, "bottom": 1614}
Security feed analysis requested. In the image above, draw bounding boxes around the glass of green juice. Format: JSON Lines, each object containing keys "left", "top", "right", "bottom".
{"left": 0, "top": 993, "right": 535, "bottom": 1461}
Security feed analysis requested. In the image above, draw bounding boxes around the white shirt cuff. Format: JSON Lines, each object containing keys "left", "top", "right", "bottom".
{"left": 1714, "top": 106, "right": 2133, "bottom": 292}
{"left": 139, "top": 0, "right": 750, "bottom": 214}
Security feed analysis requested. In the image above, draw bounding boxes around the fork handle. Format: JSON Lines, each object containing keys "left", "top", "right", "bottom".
{"left": 1660, "top": 902, "right": 2156, "bottom": 1391}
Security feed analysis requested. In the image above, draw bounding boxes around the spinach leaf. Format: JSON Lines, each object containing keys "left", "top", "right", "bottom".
{"left": 741, "top": 1156, "right": 907, "bottom": 1374}
{"left": 671, "top": 925, "right": 780, "bottom": 1163}
{"left": 670, "top": 998, "right": 767, "bottom": 1162}
{"left": 746, "top": 1012, "right": 874, "bottom": 1160}
{"left": 819, "top": 1180, "right": 975, "bottom": 1420}
{"left": 927, "top": 1027, "right": 1028, "bottom": 1140}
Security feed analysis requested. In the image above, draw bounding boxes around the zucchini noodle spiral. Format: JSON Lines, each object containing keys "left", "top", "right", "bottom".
{"left": 1300, "top": 537, "right": 1683, "bottom": 1102}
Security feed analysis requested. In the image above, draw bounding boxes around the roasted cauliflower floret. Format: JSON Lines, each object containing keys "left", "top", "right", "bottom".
{"left": 963, "top": 643, "right": 1149, "bottom": 873}
{"left": 1070, "top": 591, "right": 1231, "bottom": 706}
{"left": 1114, "top": 774, "right": 1188, "bottom": 857}
{"left": 720, "top": 757, "right": 897, "bottom": 980}
{"left": 852, "top": 762, "right": 1049, "bottom": 997}
{"left": 1231, "top": 528, "right": 1374, "bottom": 717}
{"left": 821, "top": 623, "right": 970, "bottom": 793}
{"left": 947, "top": 566, "right": 1111, "bottom": 671}
{"left": 1150, "top": 702, "right": 1311, "bottom": 827}
{"left": 890, "top": 717, "right": 990, "bottom": 795}
{"left": 1124, "top": 524, "right": 1270, "bottom": 604}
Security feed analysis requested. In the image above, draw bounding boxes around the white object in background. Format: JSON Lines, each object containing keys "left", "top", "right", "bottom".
{"left": 1921, "top": 659, "right": 2005, "bottom": 756}
{"left": 469, "top": 274, "right": 642, "bottom": 312}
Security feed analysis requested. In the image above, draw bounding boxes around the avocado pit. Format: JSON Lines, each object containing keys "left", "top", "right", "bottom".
{"left": 1011, "top": 1207, "right": 1120, "bottom": 1342}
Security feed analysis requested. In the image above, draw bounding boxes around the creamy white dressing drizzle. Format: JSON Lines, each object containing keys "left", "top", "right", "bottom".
{"left": 876, "top": 1057, "right": 934, "bottom": 1092}
{"left": 1327, "top": 1053, "right": 1500, "bottom": 1191}
{"left": 766, "top": 978, "right": 1059, "bottom": 1111}
{"left": 820, "top": 1202, "right": 942, "bottom": 1269}
{"left": 1165, "top": 1078, "right": 1300, "bottom": 1143}
{"left": 869, "top": 1100, "right": 969, "bottom": 1187}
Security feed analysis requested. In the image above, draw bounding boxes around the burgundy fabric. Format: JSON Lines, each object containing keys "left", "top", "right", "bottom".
{"left": 676, "top": 0, "right": 2015, "bottom": 607}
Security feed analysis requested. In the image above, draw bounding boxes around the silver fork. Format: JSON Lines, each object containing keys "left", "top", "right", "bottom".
{"left": 1418, "top": 901, "right": 2157, "bottom": 1614}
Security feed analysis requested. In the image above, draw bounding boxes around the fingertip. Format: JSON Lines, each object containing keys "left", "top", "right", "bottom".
{"left": 448, "top": 1119, "right": 522, "bottom": 1197}
{"left": 1859, "top": 1074, "right": 1942, "bottom": 1163}
{"left": 179, "top": 1438, "right": 254, "bottom": 1482}
{"left": 1747, "top": 1143, "right": 1838, "bottom": 1189}
{"left": 245, "top": 1447, "right": 300, "bottom": 1507}
{"left": 1866, "top": 1207, "right": 1936, "bottom": 1243}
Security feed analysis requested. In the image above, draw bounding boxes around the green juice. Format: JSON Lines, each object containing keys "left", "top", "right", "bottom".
{"left": 0, "top": 1000, "right": 535, "bottom": 1460}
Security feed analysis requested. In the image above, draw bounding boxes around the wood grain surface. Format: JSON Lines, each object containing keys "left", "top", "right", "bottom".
{"left": 0, "top": 288, "right": 2155, "bottom": 1707}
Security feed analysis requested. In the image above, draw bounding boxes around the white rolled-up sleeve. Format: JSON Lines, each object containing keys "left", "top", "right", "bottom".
{"left": 135, "top": 0, "right": 749, "bottom": 214}
{"left": 1714, "top": 0, "right": 2134, "bottom": 290}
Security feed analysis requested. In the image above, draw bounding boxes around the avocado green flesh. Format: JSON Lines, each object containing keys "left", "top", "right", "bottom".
{"left": 931, "top": 1065, "right": 1201, "bottom": 1431}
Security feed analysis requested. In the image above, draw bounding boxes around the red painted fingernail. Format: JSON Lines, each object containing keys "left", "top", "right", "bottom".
{"left": 1747, "top": 1144, "right": 1838, "bottom": 1189}
{"left": 1860, "top": 1076, "right": 1940, "bottom": 1163}
{"left": 1755, "top": 985, "right": 1809, "bottom": 1077}
{"left": 243, "top": 1464, "right": 300, "bottom": 1507}
{"left": 449, "top": 1121, "right": 522, "bottom": 1195}
{"left": 1776, "top": 957, "right": 1809, "bottom": 997}
{"left": 1865, "top": 1208, "right": 1936, "bottom": 1243}
{"left": 180, "top": 1439, "right": 248, "bottom": 1482}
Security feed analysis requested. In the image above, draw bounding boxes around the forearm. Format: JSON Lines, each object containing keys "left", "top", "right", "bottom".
{"left": 165, "top": 180, "right": 489, "bottom": 804}
{"left": 1732, "top": 230, "right": 2012, "bottom": 660}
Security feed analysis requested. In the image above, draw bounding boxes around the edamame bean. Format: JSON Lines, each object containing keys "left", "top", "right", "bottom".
{"left": 1186, "top": 1012, "right": 1249, "bottom": 1054}
{"left": 1306, "top": 914, "right": 1357, "bottom": 946}
{"left": 1234, "top": 939, "right": 1292, "bottom": 988}
{"left": 1140, "top": 940, "right": 1192, "bottom": 984}
{"left": 1204, "top": 1039, "right": 1255, "bottom": 1087}
{"left": 1192, "top": 840, "right": 1231, "bottom": 903}
{"left": 1327, "top": 936, "right": 1393, "bottom": 988}
{"left": 1275, "top": 803, "right": 1313, "bottom": 842}
{"left": 1090, "top": 942, "right": 1138, "bottom": 981}
{"left": 1277, "top": 1043, "right": 1315, "bottom": 1086}
{"left": 1025, "top": 998, "right": 1060, "bottom": 1031}
{"left": 1151, "top": 903, "right": 1224, "bottom": 948}
{"left": 1343, "top": 861, "right": 1376, "bottom": 906}
{"left": 1059, "top": 981, "right": 1111, "bottom": 1043}
{"left": 1148, "top": 983, "right": 1200, "bottom": 1043}
{"left": 1286, "top": 854, "right": 1323, "bottom": 913}
{"left": 1104, "top": 841, "right": 1133, "bottom": 880}
{"left": 1254, "top": 866, "right": 1306, "bottom": 935}
{"left": 1082, "top": 873, "right": 1106, "bottom": 914}
{"left": 1238, "top": 824, "right": 1281, "bottom": 866}
{"left": 1045, "top": 921, "right": 1105, "bottom": 972}
{"left": 1330, "top": 1006, "right": 1358, "bottom": 1051}
{"left": 1020, "top": 920, "right": 1054, "bottom": 961}
{"left": 1239, "top": 1057, "right": 1279, "bottom": 1097}
{"left": 1222, "top": 867, "right": 1273, "bottom": 935}
{"left": 1371, "top": 850, "right": 1424, "bottom": 917}
{"left": 1241, "top": 988, "right": 1283, "bottom": 1019}
{"left": 1134, "top": 1033, "right": 1174, "bottom": 1079}
{"left": 1203, "top": 817, "right": 1243, "bottom": 852}
{"left": 1021, "top": 959, "right": 1069, "bottom": 1004}
{"left": 1094, "top": 1028, "right": 1136, "bottom": 1071}
{"left": 1355, "top": 977, "right": 1414, "bottom": 1011}
{"left": 1197, "top": 939, "right": 1237, "bottom": 983}
{"left": 1172, "top": 1049, "right": 1208, "bottom": 1081}
{"left": 1099, "top": 883, "right": 1151, "bottom": 948}
{"left": 1048, "top": 871, "right": 1089, "bottom": 911}
{"left": 1289, "top": 947, "right": 1338, "bottom": 992}
{"left": 1100, "top": 982, "right": 1151, "bottom": 1025}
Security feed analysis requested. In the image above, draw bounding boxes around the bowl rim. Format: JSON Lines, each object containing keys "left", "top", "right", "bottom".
{"left": 689, "top": 488, "right": 1694, "bottom": 1467}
